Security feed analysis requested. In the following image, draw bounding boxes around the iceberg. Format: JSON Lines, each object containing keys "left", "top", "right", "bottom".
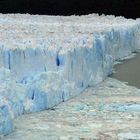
{"left": 0, "top": 13, "right": 140, "bottom": 136}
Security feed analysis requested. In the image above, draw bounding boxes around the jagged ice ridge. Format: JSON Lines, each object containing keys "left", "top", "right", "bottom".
{"left": 0, "top": 14, "right": 140, "bottom": 137}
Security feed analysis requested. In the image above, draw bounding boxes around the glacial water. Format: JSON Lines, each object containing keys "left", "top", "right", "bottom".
{"left": 111, "top": 52, "right": 140, "bottom": 88}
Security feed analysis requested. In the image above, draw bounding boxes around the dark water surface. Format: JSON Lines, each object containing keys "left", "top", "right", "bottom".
{"left": 111, "top": 53, "right": 140, "bottom": 88}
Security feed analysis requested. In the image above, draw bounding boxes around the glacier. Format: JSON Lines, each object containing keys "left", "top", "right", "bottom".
{"left": 0, "top": 13, "right": 140, "bottom": 137}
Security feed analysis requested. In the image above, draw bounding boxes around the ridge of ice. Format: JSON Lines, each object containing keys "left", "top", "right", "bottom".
{"left": 0, "top": 14, "right": 140, "bottom": 137}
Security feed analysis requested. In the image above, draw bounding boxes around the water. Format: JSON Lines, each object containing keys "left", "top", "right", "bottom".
{"left": 111, "top": 53, "right": 140, "bottom": 88}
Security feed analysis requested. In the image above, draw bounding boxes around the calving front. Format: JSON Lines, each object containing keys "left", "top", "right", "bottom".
{"left": 0, "top": 14, "right": 140, "bottom": 137}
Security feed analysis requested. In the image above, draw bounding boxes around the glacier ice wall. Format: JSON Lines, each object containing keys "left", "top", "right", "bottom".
{"left": 0, "top": 14, "right": 140, "bottom": 136}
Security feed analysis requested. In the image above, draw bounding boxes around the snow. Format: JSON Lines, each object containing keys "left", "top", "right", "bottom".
{"left": 0, "top": 13, "right": 140, "bottom": 137}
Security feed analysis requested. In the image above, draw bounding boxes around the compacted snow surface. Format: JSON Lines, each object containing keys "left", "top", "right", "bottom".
{"left": 0, "top": 14, "right": 140, "bottom": 138}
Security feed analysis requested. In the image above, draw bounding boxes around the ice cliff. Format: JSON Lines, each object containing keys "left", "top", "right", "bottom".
{"left": 0, "top": 14, "right": 140, "bottom": 137}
